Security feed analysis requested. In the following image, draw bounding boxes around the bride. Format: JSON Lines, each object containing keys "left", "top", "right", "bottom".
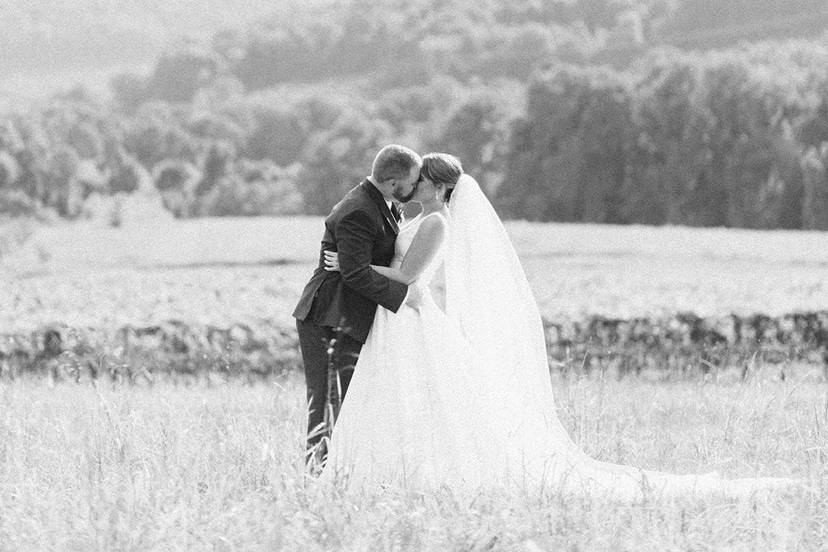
{"left": 320, "top": 153, "right": 798, "bottom": 500}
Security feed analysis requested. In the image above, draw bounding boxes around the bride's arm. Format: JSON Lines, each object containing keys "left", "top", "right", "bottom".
{"left": 368, "top": 264, "right": 403, "bottom": 282}
{"left": 377, "top": 216, "right": 446, "bottom": 285}
{"left": 325, "top": 216, "right": 446, "bottom": 285}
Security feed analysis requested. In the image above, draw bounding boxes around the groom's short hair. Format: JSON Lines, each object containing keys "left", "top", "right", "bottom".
{"left": 371, "top": 145, "right": 422, "bottom": 183}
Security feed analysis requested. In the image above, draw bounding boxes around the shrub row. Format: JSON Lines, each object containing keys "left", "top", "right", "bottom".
{"left": 0, "top": 321, "right": 301, "bottom": 385}
{"left": 546, "top": 312, "right": 828, "bottom": 379}
{"left": 2, "top": 311, "right": 827, "bottom": 384}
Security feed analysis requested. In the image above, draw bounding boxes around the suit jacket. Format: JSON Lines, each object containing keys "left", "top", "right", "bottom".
{"left": 293, "top": 179, "right": 408, "bottom": 343}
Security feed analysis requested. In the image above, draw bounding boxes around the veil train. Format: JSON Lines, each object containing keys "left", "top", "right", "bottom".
{"left": 443, "top": 174, "right": 798, "bottom": 500}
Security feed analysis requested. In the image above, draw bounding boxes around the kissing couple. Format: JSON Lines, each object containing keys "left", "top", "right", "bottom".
{"left": 293, "top": 144, "right": 798, "bottom": 499}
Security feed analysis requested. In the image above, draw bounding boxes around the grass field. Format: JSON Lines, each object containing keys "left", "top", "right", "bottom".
{"left": 0, "top": 373, "right": 823, "bottom": 550}
{"left": 5, "top": 216, "right": 828, "bottom": 332}
{"left": 2, "top": 217, "right": 828, "bottom": 549}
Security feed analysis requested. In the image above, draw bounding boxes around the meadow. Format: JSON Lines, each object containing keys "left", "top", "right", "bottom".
{"left": 6, "top": 216, "right": 828, "bottom": 332}
{"left": 0, "top": 372, "right": 824, "bottom": 550}
{"left": 2, "top": 216, "right": 828, "bottom": 549}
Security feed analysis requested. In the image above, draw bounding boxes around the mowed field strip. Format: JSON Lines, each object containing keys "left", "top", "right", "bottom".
{"left": 4, "top": 217, "right": 828, "bottom": 332}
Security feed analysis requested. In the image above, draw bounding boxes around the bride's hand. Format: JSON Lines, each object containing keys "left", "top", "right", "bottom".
{"left": 323, "top": 250, "right": 340, "bottom": 272}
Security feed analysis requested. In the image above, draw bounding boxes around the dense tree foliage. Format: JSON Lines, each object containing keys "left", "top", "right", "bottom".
{"left": 498, "top": 45, "right": 828, "bottom": 228}
{"left": 4, "top": 1, "right": 828, "bottom": 229}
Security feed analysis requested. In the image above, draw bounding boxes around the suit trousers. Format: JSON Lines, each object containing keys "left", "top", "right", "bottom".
{"left": 296, "top": 317, "right": 363, "bottom": 462}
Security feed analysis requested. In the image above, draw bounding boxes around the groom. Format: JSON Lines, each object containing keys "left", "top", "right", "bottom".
{"left": 293, "top": 144, "right": 423, "bottom": 463}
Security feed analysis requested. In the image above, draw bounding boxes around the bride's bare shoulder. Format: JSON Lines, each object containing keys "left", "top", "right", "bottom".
{"left": 421, "top": 209, "right": 450, "bottom": 225}
{"left": 413, "top": 212, "right": 448, "bottom": 241}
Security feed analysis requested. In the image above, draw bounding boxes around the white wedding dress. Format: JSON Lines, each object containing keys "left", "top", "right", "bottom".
{"left": 323, "top": 177, "right": 799, "bottom": 500}
{"left": 323, "top": 211, "right": 499, "bottom": 491}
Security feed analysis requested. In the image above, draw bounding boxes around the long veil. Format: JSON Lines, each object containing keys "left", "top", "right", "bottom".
{"left": 444, "top": 174, "right": 798, "bottom": 498}
{"left": 445, "top": 174, "right": 577, "bottom": 448}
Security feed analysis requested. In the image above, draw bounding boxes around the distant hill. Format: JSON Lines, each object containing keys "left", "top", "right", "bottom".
{"left": 654, "top": 1, "right": 828, "bottom": 49}
{"left": 2, "top": 0, "right": 828, "bottom": 100}
{"left": 0, "top": 0, "right": 323, "bottom": 99}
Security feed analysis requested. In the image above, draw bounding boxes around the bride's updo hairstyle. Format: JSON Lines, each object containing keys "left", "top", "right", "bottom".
{"left": 421, "top": 153, "right": 463, "bottom": 203}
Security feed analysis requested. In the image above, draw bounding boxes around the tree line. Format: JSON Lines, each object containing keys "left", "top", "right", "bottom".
{"left": 0, "top": 77, "right": 523, "bottom": 221}
{"left": 500, "top": 46, "right": 828, "bottom": 229}
{"left": 3, "top": 0, "right": 828, "bottom": 229}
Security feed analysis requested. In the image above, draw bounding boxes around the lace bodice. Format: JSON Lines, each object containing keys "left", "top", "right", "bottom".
{"left": 391, "top": 212, "right": 448, "bottom": 292}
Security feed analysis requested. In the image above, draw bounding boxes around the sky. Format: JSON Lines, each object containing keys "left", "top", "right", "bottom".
{"left": 0, "top": 0, "right": 324, "bottom": 103}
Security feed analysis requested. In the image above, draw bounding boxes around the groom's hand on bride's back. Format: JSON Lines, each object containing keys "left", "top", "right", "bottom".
{"left": 327, "top": 249, "right": 420, "bottom": 310}
{"left": 323, "top": 250, "right": 340, "bottom": 272}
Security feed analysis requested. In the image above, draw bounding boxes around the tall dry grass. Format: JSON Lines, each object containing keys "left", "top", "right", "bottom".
{"left": 0, "top": 371, "right": 825, "bottom": 551}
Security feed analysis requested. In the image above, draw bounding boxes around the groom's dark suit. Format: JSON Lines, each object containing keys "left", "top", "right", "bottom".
{"left": 293, "top": 179, "right": 408, "bottom": 457}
